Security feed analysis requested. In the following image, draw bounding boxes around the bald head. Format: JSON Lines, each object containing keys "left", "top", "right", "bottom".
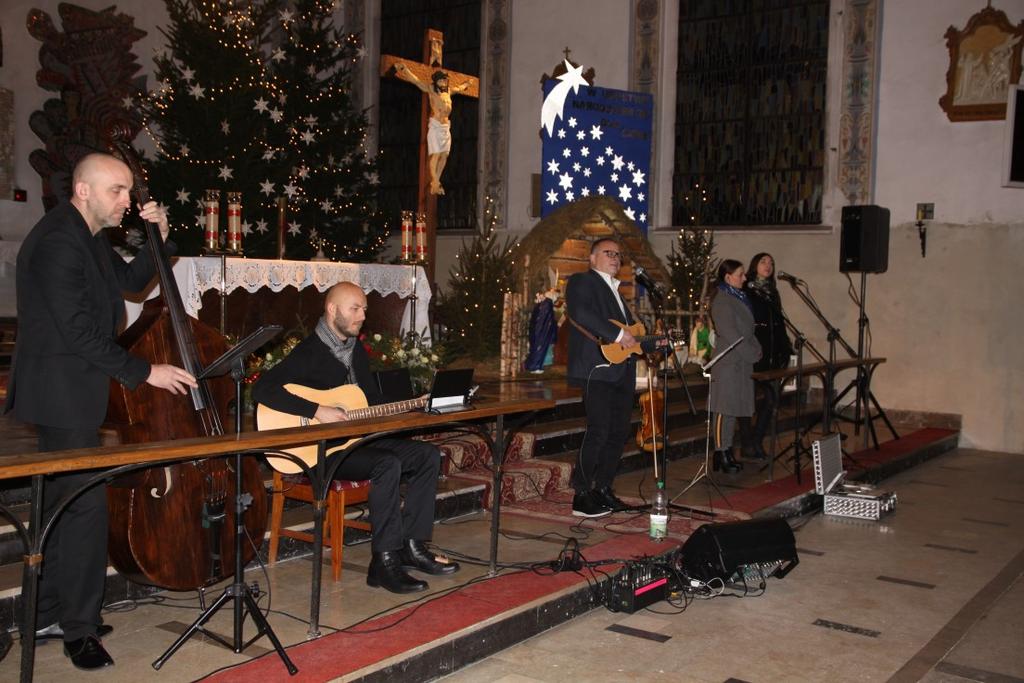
{"left": 73, "top": 153, "right": 130, "bottom": 186}
{"left": 325, "top": 282, "right": 367, "bottom": 339}
{"left": 70, "top": 153, "right": 134, "bottom": 234}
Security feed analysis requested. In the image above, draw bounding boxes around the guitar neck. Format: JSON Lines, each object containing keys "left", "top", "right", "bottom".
{"left": 345, "top": 396, "right": 428, "bottom": 421}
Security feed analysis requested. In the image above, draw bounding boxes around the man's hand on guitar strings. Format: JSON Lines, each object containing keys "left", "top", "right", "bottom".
{"left": 315, "top": 405, "right": 349, "bottom": 423}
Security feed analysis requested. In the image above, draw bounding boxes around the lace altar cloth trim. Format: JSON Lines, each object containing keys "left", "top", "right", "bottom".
{"left": 124, "top": 257, "right": 431, "bottom": 337}
{"left": 174, "top": 257, "right": 429, "bottom": 321}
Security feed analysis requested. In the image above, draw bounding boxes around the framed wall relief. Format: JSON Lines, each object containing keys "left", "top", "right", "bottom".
{"left": 939, "top": 5, "right": 1024, "bottom": 122}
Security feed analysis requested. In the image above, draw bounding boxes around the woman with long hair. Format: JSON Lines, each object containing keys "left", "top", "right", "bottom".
{"left": 708, "top": 259, "right": 762, "bottom": 472}
{"left": 744, "top": 253, "right": 794, "bottom": 459}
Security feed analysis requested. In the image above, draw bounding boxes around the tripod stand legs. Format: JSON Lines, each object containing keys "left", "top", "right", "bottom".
{"left": 153, "top": 582, "right": 297, "bottom": 674}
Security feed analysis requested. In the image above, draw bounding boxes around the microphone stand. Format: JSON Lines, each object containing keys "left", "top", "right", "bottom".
{"left": 638, "top": 285, "right": 705, "bottom": 517}
{"left": 153, "top": 326, "right": 298, "bottom": 675}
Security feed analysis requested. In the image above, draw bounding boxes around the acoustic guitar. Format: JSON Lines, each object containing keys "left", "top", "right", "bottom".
{"left": 256, "top": 384, "right": 427, "bottom": 473}
{"left": 600, "top": 320, "right": 686, "bottom": 364}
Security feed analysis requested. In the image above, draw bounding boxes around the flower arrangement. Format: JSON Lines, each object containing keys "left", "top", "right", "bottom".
{"left": 241, "top": 334, "right": 303, "bottom": 408}
{"left": 361, "top": 330, "right": 443, "bottom": 394}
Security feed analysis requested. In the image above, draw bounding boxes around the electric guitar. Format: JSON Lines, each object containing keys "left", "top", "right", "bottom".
{"left": 600, "top": 320, "right": 686, "bottom": 365}
{"left": 256, "top": 384, "right": 428, "bottom": 474}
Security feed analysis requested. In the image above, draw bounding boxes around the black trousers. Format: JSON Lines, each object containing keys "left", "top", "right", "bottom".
{"left": 330, "top": 438, "right": 440, "bottom": 553}
{"left": 36, "top": 426, "right": 106, "bottom": 642}
{"left": 751, "top": 379, "right": 782, "bottom": 446}
{"left": 572, "top": 377, "right": 634, "bottom": 492}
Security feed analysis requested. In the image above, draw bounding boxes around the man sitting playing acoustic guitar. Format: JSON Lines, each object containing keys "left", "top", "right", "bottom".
{"left": 253, "top": 282, "right": 458, "bottom": 593}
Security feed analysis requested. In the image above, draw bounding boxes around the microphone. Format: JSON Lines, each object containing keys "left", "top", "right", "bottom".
{"left": 633, "top": 265, "right": 664, "bottom": 294}
{"left": 777, "top": 271, "right": 801, "bottom": 284}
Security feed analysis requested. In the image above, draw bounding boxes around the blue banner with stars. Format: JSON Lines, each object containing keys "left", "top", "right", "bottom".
{"left": 540, "top": 81, "right": 653, "bottom": 231}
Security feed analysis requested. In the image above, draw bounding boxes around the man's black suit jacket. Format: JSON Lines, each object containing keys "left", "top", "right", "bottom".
{"left": 565, "top": 269, "right": 636, "bottom": 388}
{"left": 4, "top": 201, "right": 159, "bottom": 429}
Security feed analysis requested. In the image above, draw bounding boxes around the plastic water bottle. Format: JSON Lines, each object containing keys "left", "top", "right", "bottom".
{"left": 649, "top": 482, "right": 668, "bottom": 540}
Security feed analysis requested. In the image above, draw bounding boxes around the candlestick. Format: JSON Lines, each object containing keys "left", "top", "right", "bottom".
{"left": 276, "top": 196, "right": 287, "bottom": 259}
{"left": 203, "top": 189, "right": 221, "bottom": 251}
{"left": 226, "top": 191, "right": 242, "bottom": 253}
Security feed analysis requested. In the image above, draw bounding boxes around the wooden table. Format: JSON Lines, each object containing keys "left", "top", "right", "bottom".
{"left": 0, "top": 395, "right": 555, "bottom": 681}
{"left": 752, "top": 357, "right": 890, "bottom": 481}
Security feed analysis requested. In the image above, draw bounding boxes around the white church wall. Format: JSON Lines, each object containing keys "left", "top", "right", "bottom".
{"left": 504, "top": 0, "right": 632, "bottom": 234}
{"left": 477, "top": 0, "right": 1024, "bottom": 453}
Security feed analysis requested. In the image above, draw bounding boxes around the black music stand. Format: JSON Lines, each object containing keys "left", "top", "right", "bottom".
{"left": 153, "top": 325, "right": 298, "bottom": 675}
{"left": 671, "top": 337, "right": 743, "bottom": 514}
{"left": 769, "top": 333, "right": 810, "bottom": 484}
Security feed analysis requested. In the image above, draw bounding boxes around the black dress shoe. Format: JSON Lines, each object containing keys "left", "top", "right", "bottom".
{"left": 36, "top": 623, "right": 113, "bottom": 642}
{"left": 366, "top": 551, "right": 429, "bottom": 594}
{"left": 401, "top": 540, "right": 461, "bottom": 575}
{"left": 594, "top": 486, "right": 630, "bottom": 512}
{"left": 571, "top": 490, "right": 611, "bottom": 518}
{"left": 64, "top": 635, "right": 114, "bottom": 671}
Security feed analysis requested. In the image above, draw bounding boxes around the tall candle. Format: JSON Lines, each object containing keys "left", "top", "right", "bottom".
{"left": 415, "top": 211, "right": 427, "bottom": 262}
{"left": 400, "top": 210, "right": 413, "bottom": 261}
{"left": 226, "top": 191, "right": 242, "bottom": 253}
{"left": 203, "top": 189, "right": 221, "bottom": 251}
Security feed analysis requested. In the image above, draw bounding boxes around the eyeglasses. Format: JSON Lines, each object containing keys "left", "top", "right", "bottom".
{"left": 600, "top": 250, "right": 622, "bottom": 259}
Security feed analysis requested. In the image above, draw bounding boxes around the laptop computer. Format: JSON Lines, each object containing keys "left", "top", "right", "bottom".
{"left": 374, "top": 367, "right": 415, "bottom": 402}
{"left": 426, "top": 368, "right": 475, "bottom": 414}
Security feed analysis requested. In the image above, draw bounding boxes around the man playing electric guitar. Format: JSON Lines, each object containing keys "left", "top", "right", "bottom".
{"left": 253, "top": 282, "right": 459, "bottom": 593}
{"left": 565, "top": 239, "right": 665, "bottom": 517}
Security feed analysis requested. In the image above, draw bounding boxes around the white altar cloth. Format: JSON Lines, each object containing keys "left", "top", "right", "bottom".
{"left": 126, "top": 257, "right": 431, "bottom": 337}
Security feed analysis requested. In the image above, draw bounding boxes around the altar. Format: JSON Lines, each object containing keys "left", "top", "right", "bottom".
{"left": 125, "top": 257, "right": 431, "bottom": 339}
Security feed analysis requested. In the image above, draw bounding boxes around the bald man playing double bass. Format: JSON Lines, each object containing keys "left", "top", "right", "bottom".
{"left": 5, "top": 153, "right": 196, "bottom": 670}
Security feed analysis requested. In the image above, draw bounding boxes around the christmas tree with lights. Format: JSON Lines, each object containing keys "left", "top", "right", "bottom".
{"left": 668, "top": 183, "right": 716, "bottom": 317}
{"left": 435, "top": 200, "right": 516, "bottom": 360}
{"left": 135, "top": 0, "right": 388, "bottom": 260}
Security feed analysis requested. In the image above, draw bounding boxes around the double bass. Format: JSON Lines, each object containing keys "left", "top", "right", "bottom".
{"left": 104, "top": 130, "right": 267, "bottom": 591}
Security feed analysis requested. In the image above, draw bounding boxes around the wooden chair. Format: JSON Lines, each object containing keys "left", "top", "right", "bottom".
{"left": 268, "top": 471, "right": 371, "bottom": 581}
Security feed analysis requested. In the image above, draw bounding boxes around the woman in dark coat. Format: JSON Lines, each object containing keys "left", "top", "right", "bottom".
{"left": 709, "top": 259, "right": 762, "bottom": 472}
{"left": 744, "top": 252, "right": 794, "bottom": 459}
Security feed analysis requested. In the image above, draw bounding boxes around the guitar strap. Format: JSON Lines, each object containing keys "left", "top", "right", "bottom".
{"left": 566, "top": 302, "right": 643, "bottom": 347}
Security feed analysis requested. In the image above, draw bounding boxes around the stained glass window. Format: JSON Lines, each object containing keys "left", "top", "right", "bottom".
{"left": 672, "top": 0, "right": 829, "bottom": 227}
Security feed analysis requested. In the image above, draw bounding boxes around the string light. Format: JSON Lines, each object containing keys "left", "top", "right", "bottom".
{"left": 135, "top": 0, "right": 386, "bottom": 260}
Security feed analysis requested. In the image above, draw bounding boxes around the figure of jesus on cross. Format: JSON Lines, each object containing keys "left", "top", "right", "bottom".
{"left": 381, "top": 29, "right": 479, "bottom": 199}
{"left": 391, "top": 62, "right": 470, "bottom": 195}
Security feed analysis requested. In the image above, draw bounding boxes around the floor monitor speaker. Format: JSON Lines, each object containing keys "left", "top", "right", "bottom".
{"left": 680, "top": 517, "right": 798, "bottom": 583}
{"left": 840, "top": 205, "right": 890, "bottom": 273}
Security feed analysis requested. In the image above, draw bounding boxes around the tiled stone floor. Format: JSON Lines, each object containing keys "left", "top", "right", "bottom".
{"left": 1, "top": 444, "right": 1020, "bottom": 682}
{"left": 441, "top": 448, "right": 1024, "bottom": 683}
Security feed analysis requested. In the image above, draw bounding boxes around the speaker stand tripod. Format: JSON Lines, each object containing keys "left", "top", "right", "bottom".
{"left": 152, "top": 327, "right": 297, "bottom": 675}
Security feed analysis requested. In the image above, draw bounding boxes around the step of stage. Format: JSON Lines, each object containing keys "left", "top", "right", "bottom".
{"left": 197, "top": 427, "right": 962, "bottom": 683}
{"left": 0, "top": 477, "right": 487, "bottom": 634}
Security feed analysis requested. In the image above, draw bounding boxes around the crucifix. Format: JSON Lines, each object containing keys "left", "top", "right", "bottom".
{"left": 380, "top": 28, "right": 479, "bottom": 280}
